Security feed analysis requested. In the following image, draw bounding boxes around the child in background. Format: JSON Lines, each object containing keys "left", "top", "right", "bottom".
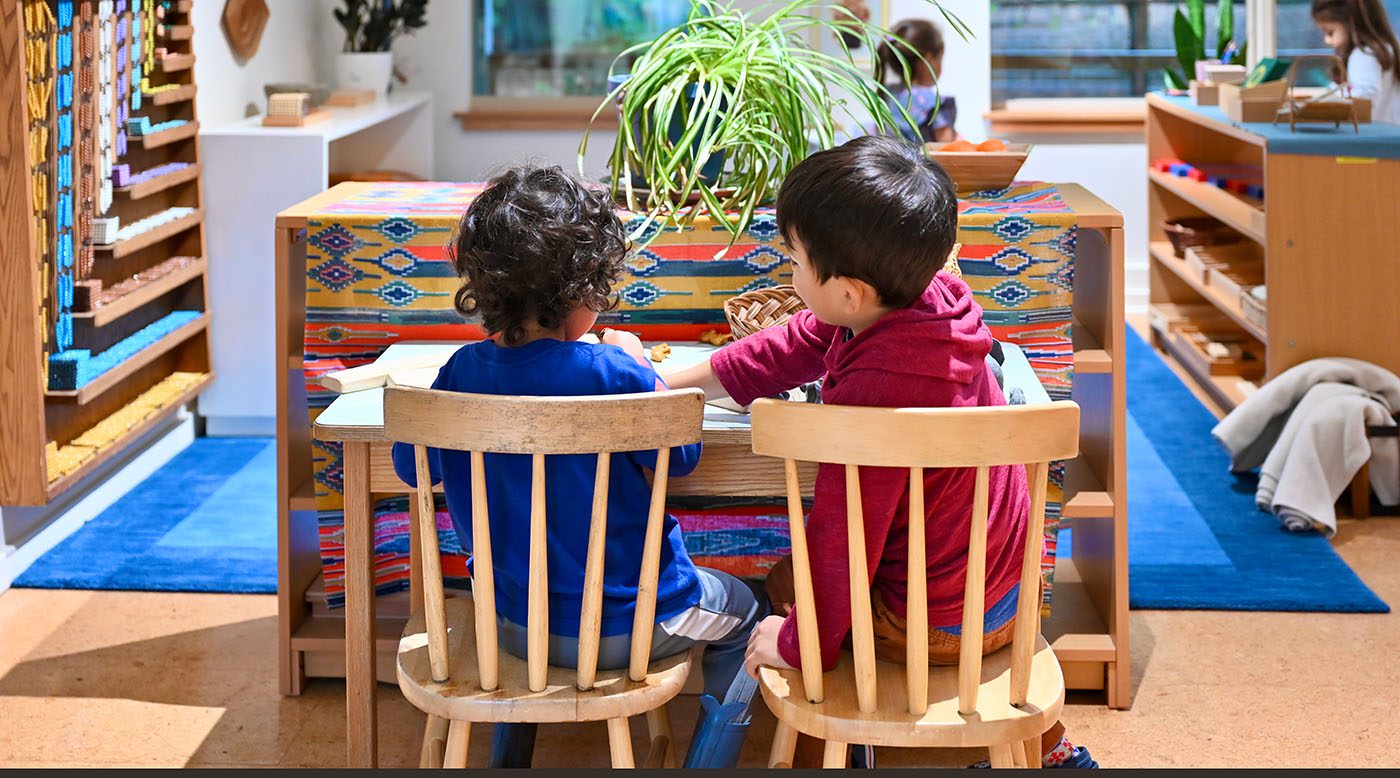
{"left": 1313, "top": 0, "right": 1400, "bottom": 124}
{"left": 391, "top": 164, "right": 764, "bottom": 768}
{"left": 663, "top": 135, "right": 1095, "bottom": 769}
{"left": 875, "top": 19, "right": 958, "bottom": 143}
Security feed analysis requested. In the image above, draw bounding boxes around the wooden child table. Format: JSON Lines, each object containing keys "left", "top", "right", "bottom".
{"left": 274, "top": 182, "right": 1129, "bottom": 767}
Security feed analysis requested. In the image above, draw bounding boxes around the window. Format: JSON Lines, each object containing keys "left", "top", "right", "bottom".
{"left": 989, "top": 0, "right": 1398, "bottom": 106}
{"left": 472, "top": 0, "right": 692, "bottom": 98}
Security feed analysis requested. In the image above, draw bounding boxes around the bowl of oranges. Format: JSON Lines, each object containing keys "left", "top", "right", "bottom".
{"left": 923, "top": 138, "right": 1032, "bottom": 193}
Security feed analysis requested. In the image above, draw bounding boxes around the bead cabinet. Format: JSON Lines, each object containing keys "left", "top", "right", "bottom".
{"left": 1, "top": 0, "right": 211, "bottom": 506}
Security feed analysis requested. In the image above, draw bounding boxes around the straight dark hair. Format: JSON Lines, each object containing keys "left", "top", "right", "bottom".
{"left": 874, "top": 18, "right": 945, "bottom": 89}
{"left": 1313, "top": 0, "right": 1400, "bottom": 76}
{"left": 775, "top": 135, "right": 958, "bottom": 310}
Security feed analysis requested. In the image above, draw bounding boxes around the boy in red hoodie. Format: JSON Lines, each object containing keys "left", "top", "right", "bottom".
{"left": 662, "top": 135, "right": 1095, "bottom": 769}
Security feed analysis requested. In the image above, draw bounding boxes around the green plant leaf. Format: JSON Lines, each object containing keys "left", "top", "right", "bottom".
{"left": 1164, "top": 68, "right": 1189, "bottom": 91}
{"left": 1174, "top": 9, "right": 1202, "bottom": 78}
{"left": 1217, "top": 0, "right": 1235, "bottom": 59}
{"left": 579, "top": 0, "right": 968, "bottom": 252}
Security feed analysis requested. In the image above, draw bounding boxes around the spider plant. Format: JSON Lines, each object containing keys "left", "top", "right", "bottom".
{"left": 577, "top": 0, "right": 968, "bottom": 251}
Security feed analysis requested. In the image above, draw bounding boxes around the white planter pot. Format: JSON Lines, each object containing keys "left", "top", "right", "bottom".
{"left": 336, "top": 52, "right": 393, "bottom": 96}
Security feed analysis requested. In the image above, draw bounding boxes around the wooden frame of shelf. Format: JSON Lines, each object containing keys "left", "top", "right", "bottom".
{"left": 115, "top": 162, "right": 201, "bottom": 199}
{"left": 129, "top": 120, "right": 199, "bottom": 149}
{"left": 273, "top": 182, "right": 1133, "bottom": 727}
{"left": 0, "top": 0, "right": 211, "bottom": 507}
{"left": 150, "top": 83, "right": 196, "bottom": 106}
{"left": 1146, "top": 92, "right": 1400, "bottom": 411}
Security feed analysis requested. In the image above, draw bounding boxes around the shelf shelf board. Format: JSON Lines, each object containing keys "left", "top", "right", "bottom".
{"left": 94, "top": 208, "right": 202, "bottom": 259}
{"left": 149, "top": 83, "right": 196, "bottom": 106}
{"left": 163, "top": 23, "right": 194, "bottom": 41}
{"left": 115, "top": 162, "right": 201, "bottom": 200}
{"left": 1063, "top": 458, "right": 1114, "bottom": 519}
{"left": 1145, "top": 93, "right": 1267, "bottom": 148}
{"left": 71, "top": 258, "right": 206, "bottom": 327}
{"left": 1149, "top": 241, "right": 1267, "bottom": 343}
{"left": 1149, "top": 169, "right": 1266, "bottom": 244}
{"left": 160, "top": 53, "right": 195, "bottom": 73}
{"left": 128, "top": 120, "right": 199, "bottom": 150}
{"left": 1072, "top": 320, "right": 1113, "bottom": 374}
{"left": 290, "top": 613, "right": 406, "bottom": 655}
{"left": 46, "top": 315, "right": 209, "bottom": 405}
{"left": 174, "top": 0, "right": 192, "bottom": 12}
{"left": 45, "top": 373, "right": 213, "bottom": 499}
{"left": 1154, "top": 325, "right": 1256, "bottom": 412}
{"left": 289, "top": 476, "right": 317, "bottom": 513}
{"left": 1043, "top": 556, "right": 1118, "bottom": 662}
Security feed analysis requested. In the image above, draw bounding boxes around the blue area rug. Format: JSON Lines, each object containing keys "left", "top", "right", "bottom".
{"left": 15, "top": 437, "right": 276, "bottom": 594}
{"left": 1062, "top": 329, "right": 1388, "bottom": 613}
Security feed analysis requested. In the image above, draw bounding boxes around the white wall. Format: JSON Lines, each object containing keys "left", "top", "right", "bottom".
{"left": 193, "top": 1, "right": 323, "bottom": 127}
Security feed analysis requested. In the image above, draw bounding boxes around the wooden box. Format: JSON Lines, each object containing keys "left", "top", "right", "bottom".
{"left": 1190, "top": 80, "right": 1221, "bottom": 106}
{"left": 1149, "top": 302, "right": 1234, "bottom": 339}
{"left": 1185, "top": 244, "right": 1231, "bottom": 285}
{"left": 1173, "top": 323, "right": 1267, "bottom": 379}
{"left": 1219, "top": 80, "right": 1288, "bottom": 123}
{"left": 1207, "top": 262, "right": 1265, "bottom": 302}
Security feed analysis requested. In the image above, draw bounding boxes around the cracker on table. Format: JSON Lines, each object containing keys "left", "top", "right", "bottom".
{"left": 649, "top": 343, "right": 671, "bottom": 363}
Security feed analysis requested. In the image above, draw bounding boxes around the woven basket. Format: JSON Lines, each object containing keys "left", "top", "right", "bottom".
{"left": 724, "top": 285, "right": 807, "bottom": 339}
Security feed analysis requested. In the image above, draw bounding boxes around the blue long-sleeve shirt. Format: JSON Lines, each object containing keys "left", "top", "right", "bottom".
{"left": 391, "top": 338, "right": 703, "bottom": 638}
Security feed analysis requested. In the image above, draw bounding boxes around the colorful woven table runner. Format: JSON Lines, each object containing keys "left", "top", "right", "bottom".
{"left": 303, "top": 181, "right": 1078, "bottom": 610}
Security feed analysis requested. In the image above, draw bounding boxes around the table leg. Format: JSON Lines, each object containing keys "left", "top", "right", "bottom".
{"left": 343, "top": 441, "right": 378, "bottom": 767}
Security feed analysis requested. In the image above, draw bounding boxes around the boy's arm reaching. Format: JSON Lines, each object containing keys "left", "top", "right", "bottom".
{"left": 695, "top": 310, "right": 837, "bottom": 406}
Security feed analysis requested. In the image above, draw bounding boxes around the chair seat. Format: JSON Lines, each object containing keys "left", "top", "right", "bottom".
{"left": 397, "top": 597, "right": 693, "bottom": 723}
{"left": 758, "top": 635, "right": 1065, "bottom": 748}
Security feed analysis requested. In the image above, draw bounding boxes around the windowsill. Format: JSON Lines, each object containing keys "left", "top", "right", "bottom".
{"left": 984, "top": 97, "right": 1146, "bottom": 138}
{"left": 455, "top": 97, "right": 617, "bottom": 131}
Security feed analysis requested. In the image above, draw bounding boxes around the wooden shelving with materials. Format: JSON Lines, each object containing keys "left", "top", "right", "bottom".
{"left": 271, "top": 182, "right": 1132, "bottom": 713}
{"left": 1147, "top": 92, "right": 1400, "bottom": 412}
{"left": 0, "top": 0, "right": 211, "bottom": 506}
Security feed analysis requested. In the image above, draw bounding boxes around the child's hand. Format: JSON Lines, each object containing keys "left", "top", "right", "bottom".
{"left": 744, "top": 614, "right": 795, "bottom": 679}
{"left": 764, "top": 554, "right": 796, "bottom": 617}
{"left": 600, "top": 328, "right": 646, "bottom": 363}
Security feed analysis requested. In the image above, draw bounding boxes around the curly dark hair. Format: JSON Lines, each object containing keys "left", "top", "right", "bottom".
{"left": 450, "top": 165, "right": 628, "bottom": 346}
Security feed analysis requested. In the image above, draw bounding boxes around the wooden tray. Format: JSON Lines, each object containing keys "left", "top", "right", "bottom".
{"left": 924, "top": 143, "right": 1031, "bottom": 192}
{"left": 262, "top": 107, "right": 332, "bottom": 127}
{"left": 1207, "top": 263, "right": 1264, "bottom": 302}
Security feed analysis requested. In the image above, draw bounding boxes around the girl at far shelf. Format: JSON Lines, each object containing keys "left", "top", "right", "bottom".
{"left": 873, "top": 19, "right": 959, "bottom": 143}
{"left": 1313, "top": 0, "right": 1400, "bottom": 124}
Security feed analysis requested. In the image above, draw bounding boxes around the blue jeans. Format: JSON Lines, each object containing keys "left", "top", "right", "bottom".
{"left": 496, "top": 566, "right": 767, "bottom": 699}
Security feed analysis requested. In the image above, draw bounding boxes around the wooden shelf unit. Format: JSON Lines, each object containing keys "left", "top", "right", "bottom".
{"left": 149, "top": 83, "right": 196, "bottom": 106}
{"left": 128, "top": 119, "right": 199, "bottom": 149}
{"left": 116, "top": 162, "right": 202, "bottom": 199}
{"left": 272, "top": 182, "right": 1132, "bottom": 711}
{"left": 1146, "top": 92, "right": 1400, "bottom": 411}
{"left": 0, "top": 0, "right": 211, "bottom": 506}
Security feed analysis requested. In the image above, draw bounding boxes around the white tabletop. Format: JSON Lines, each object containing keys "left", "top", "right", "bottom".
{"left": 312, "top": 339, "right": 1051, "bottom": 435}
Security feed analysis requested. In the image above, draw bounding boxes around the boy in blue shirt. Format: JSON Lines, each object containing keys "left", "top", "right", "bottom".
{"left": 390, "top": 164, "right": 763, "bottom": 766}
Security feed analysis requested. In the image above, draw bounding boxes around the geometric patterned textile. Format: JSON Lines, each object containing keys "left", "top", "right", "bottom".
{"left": 302, "top": 181, "right": 1078, "bottom": 611}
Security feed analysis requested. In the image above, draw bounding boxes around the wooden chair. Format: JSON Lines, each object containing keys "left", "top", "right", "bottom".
{"left": 748, "top": 400, "right": 1081, "bottom": 768}
{"left": 384, "top": 385, "right": 706, "bottom": 768}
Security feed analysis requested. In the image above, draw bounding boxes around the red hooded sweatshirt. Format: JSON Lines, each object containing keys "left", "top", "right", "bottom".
{"left": 712, "top": 272, "right": 1030, "bottom": 671}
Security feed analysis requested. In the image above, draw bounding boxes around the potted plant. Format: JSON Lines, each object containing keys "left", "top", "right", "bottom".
{"left": 579, "top": 0, "right": 967, "bottom": 251}
{"left": 1164, "top": 0, "right": 1243, "bottom": 91}
{"left": 332, "top": 0, "right": 429, "bottom": 96}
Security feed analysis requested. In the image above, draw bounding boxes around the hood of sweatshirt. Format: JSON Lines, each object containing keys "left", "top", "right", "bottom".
{"left": 825, "top": 271, "right": 993, "bottom": 386}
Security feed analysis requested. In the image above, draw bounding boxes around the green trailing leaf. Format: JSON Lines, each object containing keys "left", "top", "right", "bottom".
{"left": 1187, "top": 0, "right": 1207, "bottom": 54}
{"left": 577, "top": 0, "right": 968, "bottom": 254}
{"left": 1174, "top": 9, "right": 1202, "bottom": 79}
{"left": 1217, "top": 0, "right": 1235, "bottom": 60}
{"left": 1164, "top": 68, "right": 1190, "bottom": 91}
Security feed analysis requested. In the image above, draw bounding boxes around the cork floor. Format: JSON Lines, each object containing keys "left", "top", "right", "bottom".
{"left": 2, "top": 321, "right": 1398, "bottom": 768}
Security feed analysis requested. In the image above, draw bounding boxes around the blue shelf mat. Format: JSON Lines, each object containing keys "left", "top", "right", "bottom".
{"left": 1159, "top": 93, "right": 1400, "bottom": 160}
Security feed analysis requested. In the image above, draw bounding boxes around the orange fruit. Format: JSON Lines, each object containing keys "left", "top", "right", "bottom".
{"left": 976, "top": 138, "right": 1009, "bottom": 152}
{"left": 939, "top": 139, "right": 975, "bottom": 152}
